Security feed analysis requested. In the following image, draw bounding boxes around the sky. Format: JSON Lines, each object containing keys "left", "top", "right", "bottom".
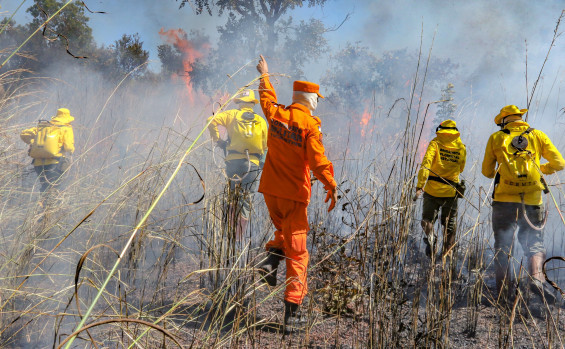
{"left": 1, "top": 0, "right": 360, "bottom": 71}
{"left": 2, "top": 0, "right": 565, "bottom": 122}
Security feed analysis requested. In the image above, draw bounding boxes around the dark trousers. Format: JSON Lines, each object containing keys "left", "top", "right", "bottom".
{"left": 422, "top": 192, "right": 458, "bottom": 254}
{"left": 492, "top": 201, "right": 545, "bottom": 275}
{"left": 34, "top": 164, "right": 63, "bottom": 193}
{"left": 225, "top": 159, "right": 260, "bottom": 219}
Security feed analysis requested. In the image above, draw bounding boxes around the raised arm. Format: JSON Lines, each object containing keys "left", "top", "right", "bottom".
{"left": 256, "top": 55, "right": 279, "bottom": 123}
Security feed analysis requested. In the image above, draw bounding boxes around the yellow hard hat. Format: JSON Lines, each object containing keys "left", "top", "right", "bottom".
{"left": 234, "top": 89, "right": 258, "bottom": 104}
{"left": 435, "top": 119, "right": 459, "bottom": 135}
{"left": 56, "top": 108, "right": 71, "bottom": 117}
{"left": 494, "top": 105, "right": 527, "bottom": 125}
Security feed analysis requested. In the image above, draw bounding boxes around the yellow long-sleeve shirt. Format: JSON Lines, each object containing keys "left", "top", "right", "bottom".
{"left": 482, "top": 121, "right": 565, "bottom": 205}
{"left": 207, "top": 106, "right": 268, "bottom": 166}
{"left": 417, "top": 133, "right": 466, "bottom": 197}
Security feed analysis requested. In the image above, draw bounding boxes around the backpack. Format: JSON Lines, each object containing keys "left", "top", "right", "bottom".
{"left": 227, "top": 111, "right": 264, "bottom": 156}
{"left": 28, "top": 120, "right": 63, "bottom": 159}
{"left": 496, "top": 128, "right": 546, "bottom": 195}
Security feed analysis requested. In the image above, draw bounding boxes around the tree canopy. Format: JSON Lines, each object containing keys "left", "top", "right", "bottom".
{"left": 170, "top": 0, "right": 332, "bottom": 92}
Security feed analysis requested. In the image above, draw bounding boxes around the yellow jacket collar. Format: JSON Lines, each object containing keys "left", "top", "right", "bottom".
{"left": 503, "top": 120, "right": 530, "bottom": 130}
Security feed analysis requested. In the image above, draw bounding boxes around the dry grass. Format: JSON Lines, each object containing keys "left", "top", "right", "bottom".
{"left": 0, "top": 60, "right": 565, "bottom": 349}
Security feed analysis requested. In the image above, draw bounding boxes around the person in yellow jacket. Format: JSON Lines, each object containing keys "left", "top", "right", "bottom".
{"left": 482, "top": 105, "right": 565, "bottom": 301}
{"left": 20, "top": 108, "right": 75, "bottom": 194}
{"left": 414, "top": 119, "right": 466, "bottom": 259}
{"left": 207, "top": 90, "right": 268, "bottom": 237}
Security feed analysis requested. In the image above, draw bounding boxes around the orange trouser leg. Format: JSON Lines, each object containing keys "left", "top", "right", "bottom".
{"left": 264, "top": 194, "right": 284, "bottom": 250}
{"left": 263, "top": 194, "right": 309, "bottom": 305}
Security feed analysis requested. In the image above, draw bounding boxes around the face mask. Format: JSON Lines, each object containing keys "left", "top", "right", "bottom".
{"left": 293, "top": 91, "right": 318, "bottom": 113}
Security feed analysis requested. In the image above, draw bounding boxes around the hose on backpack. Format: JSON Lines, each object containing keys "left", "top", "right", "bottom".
{"left": 520, "top": 193, "right": 548, "bottom": 231}
{"left": 226, "top": 150, "right": 252, "bottom": 183}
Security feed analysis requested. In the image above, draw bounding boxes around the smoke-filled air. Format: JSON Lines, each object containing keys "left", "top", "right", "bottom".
{"left": 2, "top": 0, "right": 565, "bottom": 347}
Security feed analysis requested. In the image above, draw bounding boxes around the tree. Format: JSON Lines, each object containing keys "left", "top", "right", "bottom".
{"left": 112, "top": 33, "right": 149, "bottom": 77}
{"left": 176, "top": 0, "right": 328, "bottom": 56}
{"left": 173, "top": 0, "right": 332, "bottom": 92}
{"left": 157, "top": 44, "right": 183, "bottom": 76}
{"left": 26, "top": 0, "right": 94, "bottom": 55}
{"left": 321, "top": 42, "right": 381, "bottom": 111}
{"left": 435, "top": 83, "right": 456, "bottom": 124}
{"left": 322, "top": 43, "right": 458, "bottom": 114}
{"left": 0, "top": 19, "right": 30, "bottom": 70}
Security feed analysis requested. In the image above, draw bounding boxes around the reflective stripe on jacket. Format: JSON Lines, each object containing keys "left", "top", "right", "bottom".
{"left": 417, "top": 133, "right": 466, "bottom": 197}
{"left": 482, "top": 120, "right": 565, "bottom": 205}
{"left": 258, "top": 75, "right": 336, "bottom": 204}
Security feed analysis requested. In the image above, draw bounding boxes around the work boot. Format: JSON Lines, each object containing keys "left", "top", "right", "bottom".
{"left": 529, "top": 252, "right": 556, "bottom": 302}
{"left": 257, "top": 248, "right": 283, "bottom": 287}
{"left": 283, "top": 300, "right": 307, "bottom": 335}
{"left": 423, "top": 236, "right": 434, "bottom": 258}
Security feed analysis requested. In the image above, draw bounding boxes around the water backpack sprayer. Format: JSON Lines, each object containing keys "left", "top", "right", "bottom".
{"left": 211, "top": 109, "right": 260, "bottom": 183}
{"left": 494, "top": 128, "right": 549, "bottom": 231}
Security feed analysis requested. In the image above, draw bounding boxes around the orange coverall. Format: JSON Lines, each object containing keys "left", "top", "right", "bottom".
{"left": 258, "top": 75, "right": 337, "bottom": 305}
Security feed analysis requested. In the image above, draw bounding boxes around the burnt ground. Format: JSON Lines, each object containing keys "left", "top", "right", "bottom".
{"left": 156, "top": 254, "right": 565, "bottom": 349}
{"left": 5, "top": 245, "right": 565, "bottom": 348}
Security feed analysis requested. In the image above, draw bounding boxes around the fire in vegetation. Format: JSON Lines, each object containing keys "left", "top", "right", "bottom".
{"left": 158, "top": 28, "right": 209, "bottom": 103}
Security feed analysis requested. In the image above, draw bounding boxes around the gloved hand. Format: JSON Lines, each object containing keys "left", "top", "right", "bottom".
{"left": 413, "top": 188, "right": 423, "bottom": 201}
{"left": 216, "top": 140, "right": 228, "bottom": 152}
{"left": 325, "top": 187, "right": 338, "bottom": 212}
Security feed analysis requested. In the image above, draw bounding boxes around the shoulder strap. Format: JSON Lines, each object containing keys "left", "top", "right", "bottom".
{"left": 427, "top": 175, "right": 458, "bottom": 187}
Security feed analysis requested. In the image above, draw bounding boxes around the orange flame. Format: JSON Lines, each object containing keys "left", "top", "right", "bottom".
{"left": 158, "top": 28, "right": 209, "bottom": 103}
{"left": 360, "top": 107, "right": 371, "bottom": 137}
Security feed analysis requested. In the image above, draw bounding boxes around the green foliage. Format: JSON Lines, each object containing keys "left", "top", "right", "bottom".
{"left": 176, "top": 0, "right": 329, "bottom": 16}
{"left": 321, "top": 42, "right": 381, "bottom": 111}
{"left": 322, "top": 43, "right": 458, "bottom": 114}
{"left": 176, "top": 0, "right": 331, "bottom": 92}
{"left": 0, "top": 19, "right": 29, "bottom": 70}
{"left": 157, "top": 44, "right": 183, "bottom": 76}
{"left": 26, "top": 0, "right": 94, "bottom": 53}
{"left": 112, "top": 33, "right": 149, "bottom": 77}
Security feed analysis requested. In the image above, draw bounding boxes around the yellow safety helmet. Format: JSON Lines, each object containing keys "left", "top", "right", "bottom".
{"left": 494, "top": 105, "right": 527, "bottom": 125}
{"left": 234, "top": 89, "right": 258, "bottom": 104}
{"left": 435, "top": 119, "right": 459, "bottom": 135}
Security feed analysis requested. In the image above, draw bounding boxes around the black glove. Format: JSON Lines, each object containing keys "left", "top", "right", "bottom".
{"left": 216, "top": 140, "right": 228, "bottom": 152}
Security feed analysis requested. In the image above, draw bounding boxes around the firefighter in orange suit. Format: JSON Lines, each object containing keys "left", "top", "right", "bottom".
{"left": 255, "top": 55, "right": 337, "bottom": 333}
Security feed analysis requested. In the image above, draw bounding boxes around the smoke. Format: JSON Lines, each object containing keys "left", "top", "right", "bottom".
{"left": 2, "top": 1, "right": 565, "bottom": 344}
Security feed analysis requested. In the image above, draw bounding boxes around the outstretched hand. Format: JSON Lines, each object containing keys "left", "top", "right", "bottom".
{"left": 257, "top": 54, "right": 269, "bottom": 75}
{"left": 325, "top": 188, "right": 338, "bottom": 212}
{"left": 413, "top": 188, "right": 423, "bottom": 201}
